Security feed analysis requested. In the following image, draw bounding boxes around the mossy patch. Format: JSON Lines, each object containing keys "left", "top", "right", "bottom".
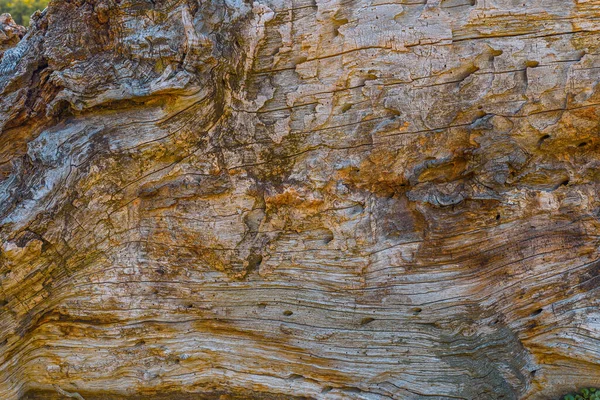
{"left": 562, "top": 388, "right": 600, "bottom": 400}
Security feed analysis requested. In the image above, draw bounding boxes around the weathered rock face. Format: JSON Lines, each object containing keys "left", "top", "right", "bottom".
{"left": 1, "top": 0, "right": 600, "bottom": 398}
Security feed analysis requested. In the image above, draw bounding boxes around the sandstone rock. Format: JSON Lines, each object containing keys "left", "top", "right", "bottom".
{"left": 1, "top": 0, "right": 600, "bottom": 399}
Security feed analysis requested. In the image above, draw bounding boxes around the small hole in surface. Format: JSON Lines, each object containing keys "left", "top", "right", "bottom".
{"left": 579, "top": 142, "right": 588, "bottom": 147}
{"left": 496, "top": 214, "right": 501, "bottom": 220}
{"left": 531, "top": 308, "right": 543, "bottom": 317}
{"left": 322, "top": 231, "right": 334, "bottom": 244}
{"left": 412, "top": 308, "right": 422, "bottom": 315}
{"left": 360, "top": 317, "right": 375, "bottom": 325}
{"left": 538, "top": 134, "right": 550, "bottom": 145}
{"left": 283, "top": 310, "right": 293, "bottom": 316}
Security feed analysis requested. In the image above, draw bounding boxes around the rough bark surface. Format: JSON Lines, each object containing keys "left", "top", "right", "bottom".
{"left": 1, "top": 0, "right": 600, "bottom": 399}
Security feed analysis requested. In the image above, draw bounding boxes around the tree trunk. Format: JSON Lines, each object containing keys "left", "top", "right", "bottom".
{"left": 1, "top": 1, "right": 600, "bottom": 398}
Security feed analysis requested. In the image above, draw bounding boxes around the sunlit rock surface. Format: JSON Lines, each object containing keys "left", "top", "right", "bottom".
{"left": 2, "top": 0, "right": 600, "bottom": 398}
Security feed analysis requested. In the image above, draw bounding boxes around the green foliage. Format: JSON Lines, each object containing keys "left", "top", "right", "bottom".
{"left": 563, "top": 388, "right": 600, "bottom": 400}
{"left": 0, "top": 0, "right": 48, "bottom": 26}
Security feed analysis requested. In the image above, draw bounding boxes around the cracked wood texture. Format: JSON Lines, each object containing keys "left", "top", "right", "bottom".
{"left": 1, "top": 0, "right": 600, "bottom": 398}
